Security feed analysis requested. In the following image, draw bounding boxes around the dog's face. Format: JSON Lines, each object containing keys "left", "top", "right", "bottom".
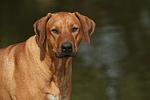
{"left": 34, "top": 12, "right": 95, "bottom": 58}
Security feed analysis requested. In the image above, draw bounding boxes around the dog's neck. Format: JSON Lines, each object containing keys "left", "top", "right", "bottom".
{"left": 42, "top": 39, "right": 73, "bottom": 99}
{"left": 46, "top": 45, "right": 73, "bottom": 91}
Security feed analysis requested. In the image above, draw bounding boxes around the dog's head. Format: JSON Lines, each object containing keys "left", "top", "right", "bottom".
{"left": 33, "top": 12, "right": 95, "bottom": 58}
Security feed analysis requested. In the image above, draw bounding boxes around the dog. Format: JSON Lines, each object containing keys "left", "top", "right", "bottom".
{"left": 0, "top": 12, "right": 96, "bottom": 100}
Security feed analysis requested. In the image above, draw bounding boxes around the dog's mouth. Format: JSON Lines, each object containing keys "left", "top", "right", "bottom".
{"left": 55, "top": 42, "right": 77, "bottom": 58}
{"left": 55, "top": 52, "right": 77, "bottom": 58}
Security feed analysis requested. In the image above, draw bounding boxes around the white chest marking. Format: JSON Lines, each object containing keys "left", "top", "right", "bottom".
{"left": 47, "top": 94, "right": 61, "bottom": 100}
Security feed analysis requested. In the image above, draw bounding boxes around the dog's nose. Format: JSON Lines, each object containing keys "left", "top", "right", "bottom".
{"left": 56, "top": 42, "right": 76, "bottom": 58}
{"left": 61, "top": 42, "right": 72, "bottom": 53}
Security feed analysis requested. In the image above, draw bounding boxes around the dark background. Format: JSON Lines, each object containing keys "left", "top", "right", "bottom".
{"left": 0, "top": 0, "right": 150, "bottom": 100}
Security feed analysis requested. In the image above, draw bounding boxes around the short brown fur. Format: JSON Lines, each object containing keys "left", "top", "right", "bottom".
{"left": 0, "top": 12, "right": 95, "bottom": 100}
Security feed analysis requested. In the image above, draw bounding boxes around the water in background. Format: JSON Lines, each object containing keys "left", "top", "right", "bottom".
{"left": 0, "top": 0, "right": 150, "bottom": 100}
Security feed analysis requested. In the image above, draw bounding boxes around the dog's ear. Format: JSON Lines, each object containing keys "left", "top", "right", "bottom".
{"left": 33, "top": 13, "right": 52, "bottom": 47}
{"left": 74, "top": 12, "right": 96, "bottom": 44}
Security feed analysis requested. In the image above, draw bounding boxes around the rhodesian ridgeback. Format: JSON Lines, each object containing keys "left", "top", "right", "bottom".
{"left": 0, "top": 12, "right": 96, "bottom": 100}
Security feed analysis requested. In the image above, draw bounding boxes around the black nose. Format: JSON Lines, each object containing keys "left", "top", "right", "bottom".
{"left": 55, "top": 42, "right": 77, "bottom": 58}
{"left": 61, "top": 42, "right": 72, "bottom": 53}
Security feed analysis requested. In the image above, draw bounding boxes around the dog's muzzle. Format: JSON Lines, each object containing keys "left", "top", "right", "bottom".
{"left": 56, "top": 42, "right": 76, "bottom": 58}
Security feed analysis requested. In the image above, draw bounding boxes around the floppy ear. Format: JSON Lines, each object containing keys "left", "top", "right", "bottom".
{"left": 33, "top": 13, "right": 52, "bottom": 47}
{"left": 74, "top": 12, "right": 96, "bottom": 44}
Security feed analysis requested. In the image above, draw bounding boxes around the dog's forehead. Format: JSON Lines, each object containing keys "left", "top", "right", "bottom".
{"left": 52, "top": 12, "right": 73, "bottom": 17}
{"left": 48, "top": 12, "right": 80, "bottom": 25}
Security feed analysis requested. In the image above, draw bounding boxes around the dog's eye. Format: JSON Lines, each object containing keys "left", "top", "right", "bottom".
{"left": 51, "top": 29, "right": 59, "bottom": 34}
{"left": 71, "top": 27, "right": 79, "bottom": 33}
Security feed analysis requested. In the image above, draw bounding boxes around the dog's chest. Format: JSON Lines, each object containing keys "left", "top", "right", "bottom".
{"left": 47, "top": 94, "right": 69, "bottom": 100}
{"left": 47, "top": 94, "right": 61, "bottom": 100}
